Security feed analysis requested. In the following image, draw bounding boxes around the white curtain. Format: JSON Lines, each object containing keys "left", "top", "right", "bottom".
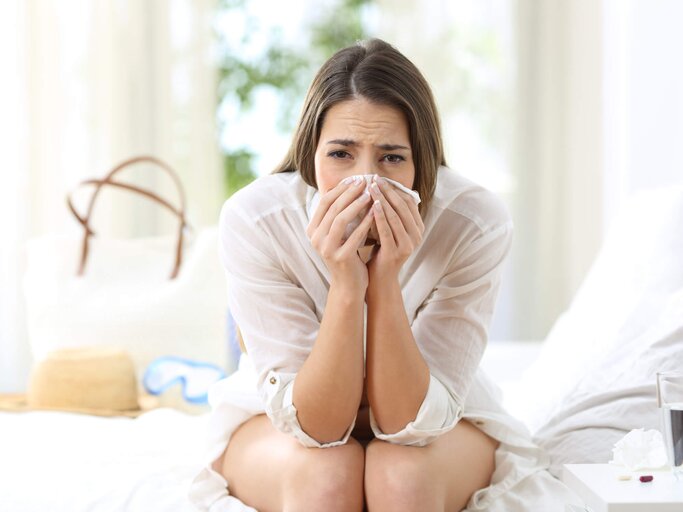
{"left": 0, "top": 0, "right": 222, "bottom": 392}
{"left": 513, "top": 0, "right": 604, "bottom": 339}
{"left": 0, "top": 0, "right": 30, "bottom": 394}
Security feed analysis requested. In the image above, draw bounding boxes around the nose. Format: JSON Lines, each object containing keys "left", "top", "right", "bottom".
{"left": 354, "top": 154, "right": 378, "bottom": 178}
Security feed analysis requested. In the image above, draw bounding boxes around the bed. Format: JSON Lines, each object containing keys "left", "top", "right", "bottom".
{"left": 0, "top": 408, "right": 207, "bottom": 511}
{"left": 0, "top": 341, "right": 550, "bottom": 512}
{"left": 2, "top": 185, "right": 682, "bottom": 511}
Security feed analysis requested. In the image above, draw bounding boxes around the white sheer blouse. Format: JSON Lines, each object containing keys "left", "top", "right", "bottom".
{"left": 218, "top": 166, "right": 513, "bottom": 447}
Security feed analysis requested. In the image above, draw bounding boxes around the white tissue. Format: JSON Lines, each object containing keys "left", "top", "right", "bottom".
{"left": 308, "top": 175, "right": 421, "bottom": 248}
{"left": 609, "top": 428, "right": 668, "bottom": 471}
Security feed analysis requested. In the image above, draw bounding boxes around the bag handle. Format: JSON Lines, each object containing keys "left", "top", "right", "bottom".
{"left": 66, "top": 155, "right": 189, "bottom": 280}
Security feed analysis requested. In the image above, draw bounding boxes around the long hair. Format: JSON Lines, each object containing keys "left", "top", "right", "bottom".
{"left": 273, "top": 38, "right": 445, "bottom": 215}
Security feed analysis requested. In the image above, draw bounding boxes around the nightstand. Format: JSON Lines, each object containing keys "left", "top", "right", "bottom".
{"left": 562, "top": 464, "right": 683, "bottom": 511}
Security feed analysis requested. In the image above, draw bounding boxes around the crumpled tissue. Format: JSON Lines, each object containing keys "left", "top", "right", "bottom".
{"left": 609, "top": 428, "right": 668, "bottom": 471}
{"left": 308, "top": 174, "right": 421, "bottom": 248}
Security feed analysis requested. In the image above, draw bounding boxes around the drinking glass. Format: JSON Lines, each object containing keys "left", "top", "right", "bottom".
{"left": 656, "top": 370, "right": 683, "bottom": 478}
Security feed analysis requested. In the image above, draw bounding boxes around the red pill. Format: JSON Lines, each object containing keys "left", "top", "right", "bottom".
{"left": 639, "top": 475, "right": 654, "bottom": 483}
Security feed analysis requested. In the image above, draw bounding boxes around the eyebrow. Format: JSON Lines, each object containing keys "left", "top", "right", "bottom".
{"left": 326, "top": 139, "right": 410, "bottom": 151}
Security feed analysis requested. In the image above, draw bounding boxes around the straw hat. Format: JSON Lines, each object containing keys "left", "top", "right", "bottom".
{"left": 0, "top": 346, "right": 157, "bottom": 417}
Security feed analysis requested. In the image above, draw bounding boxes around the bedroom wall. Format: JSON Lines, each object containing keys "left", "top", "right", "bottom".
{"left": 602, "top": 0, "right": 683, "bottom": 234}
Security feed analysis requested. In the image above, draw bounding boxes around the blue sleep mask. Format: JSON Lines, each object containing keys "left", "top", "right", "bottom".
{"left": 142, "top": 356, "right": 226, "bottom": 404}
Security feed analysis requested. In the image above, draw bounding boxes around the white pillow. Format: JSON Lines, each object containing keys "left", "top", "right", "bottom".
{"left": 507, "top": 185, "right": 683, "bottom": 476}
{"left": 22, "top": 227, "right": 232, "bottom": 388}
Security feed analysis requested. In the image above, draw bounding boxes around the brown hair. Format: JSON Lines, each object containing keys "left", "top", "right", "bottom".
{"left": 273, "top": 38, "right": 446, "bottom": 215}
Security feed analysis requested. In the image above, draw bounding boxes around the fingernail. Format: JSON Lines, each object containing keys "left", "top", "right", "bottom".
{"left": 342, "top": 177, "right": 354, "bottom": 185}
{"left": 373, "top": 200, "right": 382, "bottom": 211}
{"left": 376, "top": 176, "right": 386, "bottom": 186}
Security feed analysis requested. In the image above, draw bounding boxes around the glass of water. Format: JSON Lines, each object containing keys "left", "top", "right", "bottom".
{"left": 657, "top": 371, "right": 683, "bottom": 478}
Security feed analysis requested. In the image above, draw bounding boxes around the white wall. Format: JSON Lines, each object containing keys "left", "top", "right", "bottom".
{"left": 603, "top": 0, "right": 683, "bottom": 235}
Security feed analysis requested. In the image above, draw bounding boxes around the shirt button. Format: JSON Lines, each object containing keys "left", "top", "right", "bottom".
{"left": 269, "top": 377, "right": 277, "bottom": 385}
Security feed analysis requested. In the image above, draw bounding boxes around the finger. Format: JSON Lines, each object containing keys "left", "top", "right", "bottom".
{"left": 374, "top": 179, "right": 422, "bottom": 244}
{"left": 371, "top": 198, "right": 398, "bottom": 250}
{"left": 325, "top": 190, "right": 372, "bottom": 246}
{"left": 381, "top": 182, "right": 423, "bottom": 233}
{"left": 370, "top": 183, "right": 411, "bottom": 249}
{"left": 340, "top": 206, "right": 374, "bottom": 254}
{"left": 313, "top": 178, "right": 366, "bottom": 239}
{"left": 392, "top": 187, "right": 425, "bottom": 233}
{"left": 307, "top": 177, "right": 364, "bottom": 237}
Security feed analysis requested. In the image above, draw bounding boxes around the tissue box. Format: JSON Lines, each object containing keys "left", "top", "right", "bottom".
{"left": 562, "top": 464, "right": 683, "bottom": 511}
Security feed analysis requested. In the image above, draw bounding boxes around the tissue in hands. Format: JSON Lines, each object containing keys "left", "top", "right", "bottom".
{"left": 609, "top": 428, "right": 668, "bottom": 471}
{"left": 310, "top": 175, "right": 420, "bottom": 248}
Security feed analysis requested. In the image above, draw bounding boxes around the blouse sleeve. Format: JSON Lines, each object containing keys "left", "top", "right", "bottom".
{"left": 370, "top": 219, "right": 513, "bottom": 446}
{"left": 219, "top": 200, "right": 355, "bottom": 448}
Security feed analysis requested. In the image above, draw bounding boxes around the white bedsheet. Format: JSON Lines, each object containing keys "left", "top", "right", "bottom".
{"left": 0, "top": 343, "right": 585, "bottom": 511}
{"left": 0, "top": 408, "right": 209, "bottom": 512}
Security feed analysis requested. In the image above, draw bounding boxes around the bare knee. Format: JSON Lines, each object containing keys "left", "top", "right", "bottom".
{"left": 365, "top": 421, "right": 499, "bottom": 512}
{"left": 365, "top": 439, "right": 442, "bottom": 511}
{"left": 282, "top": 439, "right": 365, "bottom": 512}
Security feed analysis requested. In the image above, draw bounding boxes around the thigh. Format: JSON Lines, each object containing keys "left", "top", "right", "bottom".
{"left": 219, "top": 414, "right": 365, "bottom": 512}
{"left": 365, "top": 418, "right": 499, "bottom": 512}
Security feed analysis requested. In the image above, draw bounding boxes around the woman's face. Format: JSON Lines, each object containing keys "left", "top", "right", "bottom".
{"left": 314, "top": 98, "right": 415, "bottom": 194}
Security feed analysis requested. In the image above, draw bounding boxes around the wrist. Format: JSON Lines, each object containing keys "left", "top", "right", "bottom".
{"left": 330, "top": 278, "right": 367, "bottom": 302}
{"left": 366, "top": 274, "right": 400, "bottom": 303}
{"left": 367, "top": 257, "right": 400, "bottom": 284}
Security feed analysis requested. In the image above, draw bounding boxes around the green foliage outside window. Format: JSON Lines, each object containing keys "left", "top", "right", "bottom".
{"left": 215, "top": 0, "right": 372, "bottom": 197}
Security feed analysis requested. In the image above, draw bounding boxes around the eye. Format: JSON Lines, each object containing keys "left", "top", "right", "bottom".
{"left": 382, "top": 154, "right": 406, "bottom": 164}
{"left": 328, "top": 150, "right": 351, "bottom": 159}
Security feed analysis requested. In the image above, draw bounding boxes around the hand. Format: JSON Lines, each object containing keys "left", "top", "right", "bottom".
{"left": 307, "top": 177, "right": 375, "bottom": 293}
{"left": 366, "top": 177, "right": 425, "bottom": 285}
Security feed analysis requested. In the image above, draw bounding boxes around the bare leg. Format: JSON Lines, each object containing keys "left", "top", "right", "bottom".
{"left": 364, "top": 419, "right": 498, "bottom": 512}
{"left": 219, "top": 414, "right": 365, "bottom": 512}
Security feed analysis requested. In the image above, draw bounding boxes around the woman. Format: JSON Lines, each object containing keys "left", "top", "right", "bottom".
{"left": 190, "top": 39, "right": 577, "bottom": 512}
